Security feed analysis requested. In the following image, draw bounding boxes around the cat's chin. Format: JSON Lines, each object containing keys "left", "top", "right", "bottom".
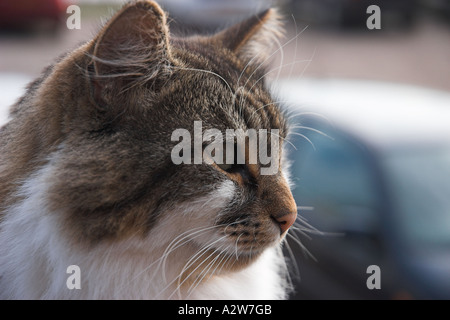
{"left": 178, "top": 243, "right": 277, "bottom": 288}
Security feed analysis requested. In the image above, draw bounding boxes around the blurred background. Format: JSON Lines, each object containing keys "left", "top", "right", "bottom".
{"left": 1, "top": 0, "right": 449, "bottom": 299}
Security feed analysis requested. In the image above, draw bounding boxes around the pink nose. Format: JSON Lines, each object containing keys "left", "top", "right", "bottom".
{"left": 272, "top": 212, "right": 297, "bottom": 234}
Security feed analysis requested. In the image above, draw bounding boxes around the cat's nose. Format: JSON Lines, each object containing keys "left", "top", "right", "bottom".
{"left": 262, "top": 175, "right": 298, "bottom": 235}
{"left": 272, "top": 211, "right": 297, "bottom": 235}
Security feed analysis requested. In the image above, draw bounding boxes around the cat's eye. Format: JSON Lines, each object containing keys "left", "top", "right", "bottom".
{"left": 207, "top": 142, "right": 253, "bottom": 182}
{"left": 215, "top": 143, "right": 242, "bottom": 173}
{"left": 217, "top": 163, "right": 233, "bottom": 172}
{"left": 217, "top": 161, "right": 252, "bottom": 184}
{"left": 217, "top": 162, "right": 248, "bottom": 177}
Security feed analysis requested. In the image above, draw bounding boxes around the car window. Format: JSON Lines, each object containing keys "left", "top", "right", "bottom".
{"left": 383, "top": 147, "right": 450, "bottom": 247}
{"left": 290, "top": 124, "right": 381, "bottom": 235}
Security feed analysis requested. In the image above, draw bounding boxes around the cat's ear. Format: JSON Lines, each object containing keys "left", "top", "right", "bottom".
{"left": 90, "top": 0, "right": 172, "bottom": 106}
{"left": 213, "top": 8, "right": 284, "bottom": 64}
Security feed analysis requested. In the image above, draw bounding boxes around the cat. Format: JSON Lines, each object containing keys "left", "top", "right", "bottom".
{"left": 0, "top": 0, "right": 298, "bottom": 299}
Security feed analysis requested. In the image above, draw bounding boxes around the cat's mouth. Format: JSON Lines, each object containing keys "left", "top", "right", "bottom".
{"left": 167, "top": 216, "right": 287, "bottom": 291}
{"left": 182, "top": 220, "right": 279, "bottom": 268}
{"left": 208, "top": 218, "right": 283, "bottom": 264}
{"left": 178, "top": 243, "right": 270, "bottom": 285}
{"left": 224, "top": 228, "right": 280, "bottom": 254}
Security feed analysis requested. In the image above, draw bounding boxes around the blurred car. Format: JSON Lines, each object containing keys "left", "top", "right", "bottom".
{"left": 287, "top": 0, "right": 417, "bottom": 30}
{"left": 421, "top": 0, "right": 450, "bottom": 20}
{"left": 0, "top": 0, "right": 67, "bottom": 32}
{"left": 157, "top": 0, "right": 280, "bottom": 31}
{"left": 277, "top": 78, "right": 450, "bottom": 299}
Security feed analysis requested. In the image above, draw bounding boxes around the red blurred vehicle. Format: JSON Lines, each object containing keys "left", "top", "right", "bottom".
{"left": 0, "top": 0, "right": 67, "bottom": 31}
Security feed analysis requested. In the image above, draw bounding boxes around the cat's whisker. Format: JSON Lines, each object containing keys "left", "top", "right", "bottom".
{"left": 297, "top": 46, "right": 316, "bottom": 81}
{"left": 157, "top": 238, "right": 219, "bottom": 299}
{"left": 234, "top": 10, "right": 287, "bottom": 94}
{"left": 297, "top": 206, "right": 315, "bottom": 211}
{"left": 168, "top": 236, "right": 229, "bottom": 299}
{"left": 247, "top": 100, "right": 291, "bottom": 124}
{"left": 294, "top": 215, "right": 323, "bottom": 235}
{"left": 289, "top": 125, "right": 335, "bottom": 140}
{"left": 257, "top": 59, "right": 313, "bottom": 84}
{"left": 246, "top": 42, "right": 314, "bottom": 112}
{"left": 294, "top": 216, "right": 343, "bottom": 240}
{"left": 185, "top": 247, "right": 226, "bottom": 298}
{"left": 154, "top": 218, "right": 249, "bottom": 286}
{"left": 287, "top": 14, "right": 300, "bottom": 81}
{"left": 236, "top": 54, "right": 261, "bottom": 92}
{"left": 290, "top": 225, "right": 313, "bottom": 241}
{"left": 241, "top": 59, "right": 313, "bottom": 118}
{"left": 214, "top": 246, "right": 235, "bottom": 278}
{"left": 185, "top": 243, "right": 236, "bottom": 300}
{"left": 286, "top": 232, "right": 317, "bottom": 262}
{"left": 270, "top": 131, "right": 297, "bottom": 150}
{"left": 158, "top": 220, "right": 245, "bottom": 279}
{"left": 84, "top": 51, "right": 172, "bottom": 94}
{"left": 234, "top": 233, "right": 244, "bottom": 261}
{"left": 293, "top": 221, "right": 344, "bottom": 238}
{"left": 180, "top": 236, "right": 228, "bottom": 279}
{"left": 188, "top": 245, "right": 234, "bottom": 299}
{"left": 209, "top": 248, "right": 232, "bottom": 278}
{"left": 287, "top": 131, "right": 316, "bottom": 150}
{"left": 282, "top": 237, "right": 301, "bottom": 283}
{"left": 248, "top": 225, "right": 258, "bottom": 259}
{"left": 273, "top": 36, "right": 285, "bottom": 91}
{"left": 286, "top": 111, "right": 333, "bottom": 125}
{"left": 175, "top": 217, "right": 252, "bottom": 298}
{"left": 239, "top": 25, "right": 309, "bottom": 98}
{"left": 126, "top": 224, "right": 221, "bottom": 287}
{"left": 160, "top": 226, "right": 217, "bottom": 283}
{"left": 166, "top": 219, "right": 246, "bottom": 255}
{"left": 171, "top": 65, "right": 235, "bottom": 98}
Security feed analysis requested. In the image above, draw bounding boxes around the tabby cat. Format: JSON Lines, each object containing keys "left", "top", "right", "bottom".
{"left": 0, "top": 0, "right": 297, "bottom": 299}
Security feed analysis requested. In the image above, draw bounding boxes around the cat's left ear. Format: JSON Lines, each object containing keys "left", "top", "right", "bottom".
{"left": 90, "top": 0, "right": 172, "bottom": 107}
{"left": 212, "top": 8, "right": 284, "bottom": 64}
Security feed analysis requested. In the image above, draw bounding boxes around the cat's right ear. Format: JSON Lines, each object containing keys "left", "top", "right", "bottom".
{"left": 212, "top": 8, "right": 284, "bottom": 66}
{"left": 89, "top": 0, "right": 172, "bottom": 107}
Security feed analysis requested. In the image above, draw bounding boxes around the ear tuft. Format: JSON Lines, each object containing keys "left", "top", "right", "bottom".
{"left": 215, "top": 8, "right": 284, "bottom": 64}
{"left": 90, "top": 0, "right": 172, "bottom": 106}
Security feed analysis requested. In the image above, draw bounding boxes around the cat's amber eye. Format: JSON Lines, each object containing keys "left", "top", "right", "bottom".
{"left": 216, "top": 142, "right": 241, "bottom": 173}
{"left": 217, "top": 161, "right": 253, "bottom": 184}
{"left": 217, "top": 163, "right": 233, "bottom": 172}
{"left": 217, "top": 162, "right": 247, "bottom": 176}
{"left": 210, "top": 142, "right": 252, "bottom": 182}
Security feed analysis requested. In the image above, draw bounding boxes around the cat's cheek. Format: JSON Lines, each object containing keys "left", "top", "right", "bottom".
{"left": 166, "top": 179, "right": 237, "bottom": 244}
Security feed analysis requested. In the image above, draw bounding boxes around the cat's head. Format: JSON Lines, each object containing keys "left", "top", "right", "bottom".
{"left": 17, "top": 1, "right": 297, "bottom": 278}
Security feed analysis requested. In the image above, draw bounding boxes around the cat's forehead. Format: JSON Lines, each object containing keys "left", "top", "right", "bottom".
{"left": 171, "top": 37, "right": 268, "bottom": 88}
{"left": 160, "top": 39, "right": 286, "bottom": 133}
